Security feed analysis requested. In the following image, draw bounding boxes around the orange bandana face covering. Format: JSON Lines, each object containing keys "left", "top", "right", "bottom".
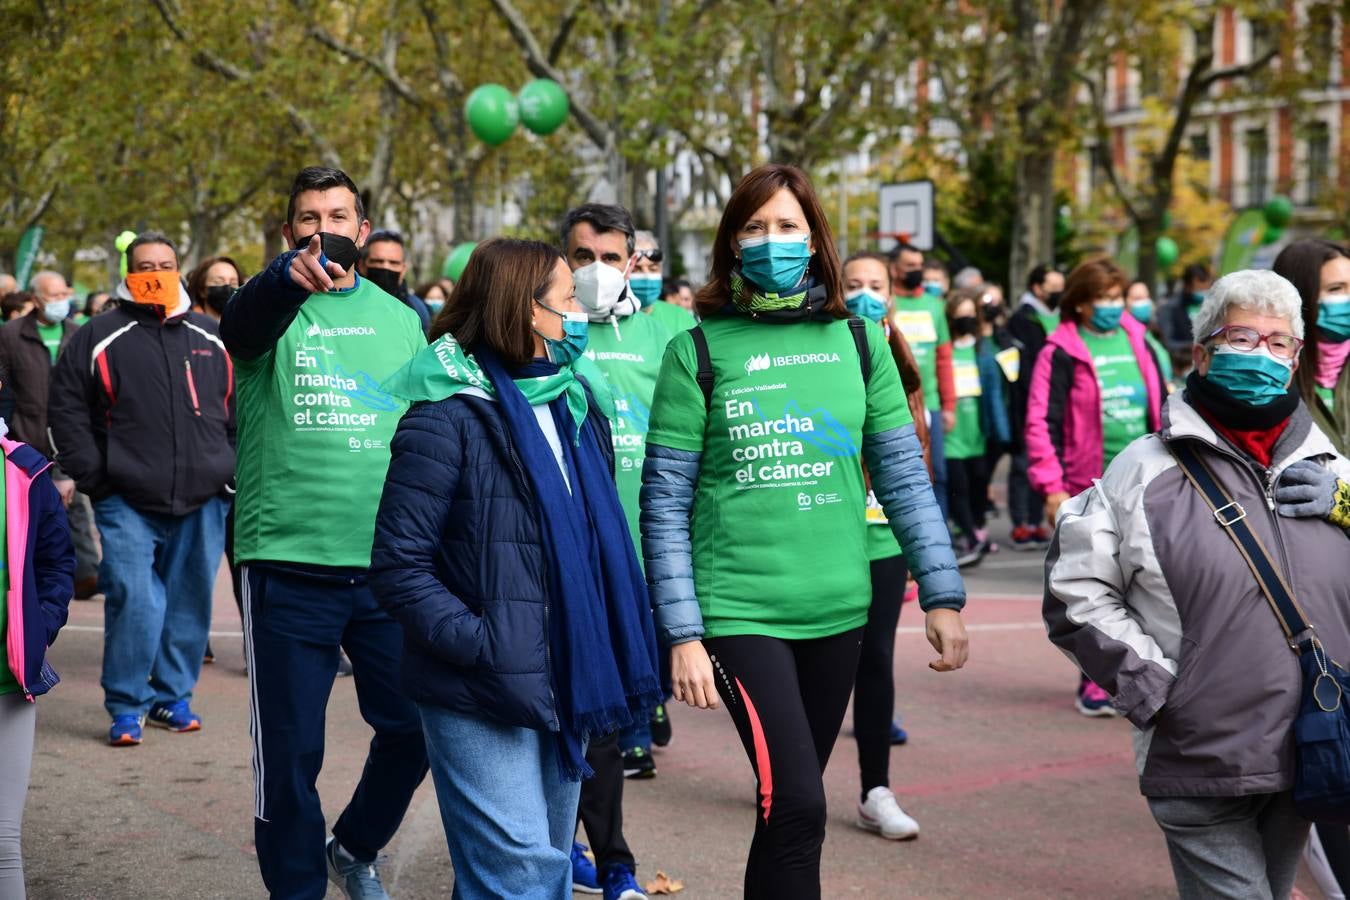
{"left": 125, "top": 271, "right": 181, "bottom": 308}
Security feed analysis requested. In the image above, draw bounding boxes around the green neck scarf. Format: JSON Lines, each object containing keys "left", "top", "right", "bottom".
{"left": 381, "top": 335, "right": 613, "bottom": 442}
{"left": 729, "top": 269, "right": 811, "bottom": 313}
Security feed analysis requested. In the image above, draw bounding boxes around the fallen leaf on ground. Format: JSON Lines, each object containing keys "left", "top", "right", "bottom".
{"left": 644, "top": 871, "right": 685, "bottom": 894}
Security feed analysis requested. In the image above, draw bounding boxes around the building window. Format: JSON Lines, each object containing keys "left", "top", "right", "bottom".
{"left": 1190, "top": 131, "right": 1211, "bottom": 162}
{"left": 1250, "top": 19, "right": 1275, "bottom": 63}
{"left": 1138, "top": 57, "right": 1161, "bottom": 100}
{"left": 1307, "top": 121, "right": 1331, "bottom": 206}
{"left": 1247, "top": 127, "right": 1269, "bottom": 205}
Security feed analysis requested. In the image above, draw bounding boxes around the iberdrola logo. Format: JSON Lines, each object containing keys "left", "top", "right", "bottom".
{"left": 745, "top": 352, "right": 771, "bottom": 374}
{"left": 307, "top": 322, "right": 322, "bottom": 338}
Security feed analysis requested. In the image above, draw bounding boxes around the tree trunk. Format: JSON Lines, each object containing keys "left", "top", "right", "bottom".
{"left": 1010, "top": 147, "right": 1056, "bottom": 292}
{"left": 262, "top": 213, "right": 285, "bottom": 263}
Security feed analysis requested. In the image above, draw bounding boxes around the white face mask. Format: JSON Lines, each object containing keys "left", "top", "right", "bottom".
{"left": 573, "top": 261, "right": 633, "bottom": 320}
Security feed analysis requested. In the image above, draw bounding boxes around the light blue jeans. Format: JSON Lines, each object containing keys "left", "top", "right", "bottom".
{"left": 94, "top": 495, "right": 227, "bottom": 718}
{"left": 417, "top": 704, "right": 581, "bottom": 900}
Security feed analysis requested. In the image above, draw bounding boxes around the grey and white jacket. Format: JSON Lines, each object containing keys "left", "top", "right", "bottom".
{"left": 1044, "top": 391, "right": 1350, "bottom": 797}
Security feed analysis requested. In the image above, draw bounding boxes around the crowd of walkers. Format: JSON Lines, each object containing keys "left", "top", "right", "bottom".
{"left": 2, "top": 160, "right": 1350, "bottom": 900}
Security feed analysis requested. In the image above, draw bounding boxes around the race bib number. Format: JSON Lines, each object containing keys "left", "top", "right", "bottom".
{"left": 995, "top": 347, "right": 1020, "bottom": 383}
{"left": 865, "top": 490, "right": 889, "bottom": 524}
{"left": 892, "top": 310, "right": 937, "bottom": 345}
{"left": 955, "top": 362, "right": 982, "bottom": 398}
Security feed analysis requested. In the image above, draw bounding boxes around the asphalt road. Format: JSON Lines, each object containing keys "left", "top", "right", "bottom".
{"left": 18, "top": 516, "right": 1325, "bottom": 898}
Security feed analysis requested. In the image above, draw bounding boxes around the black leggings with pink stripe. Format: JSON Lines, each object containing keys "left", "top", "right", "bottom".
{"left": 704, "top": 627, "right": 865, "bottom": 900}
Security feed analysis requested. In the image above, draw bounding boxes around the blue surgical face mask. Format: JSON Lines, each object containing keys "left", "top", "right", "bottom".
{"left": 844, "top": 288, "right": 888, "bottom": 323}
{"left": 1129, "top": 299, "right": 1153, "bottom": 325}
{"left": 1187, "top": 291, "right": 1206, "bottom": 307}
{"left": 425, "top": 299, "right": 445, "bottom": 316}
{"left": 1206, "top": 345, "right": 1293, "bottom": 406}
{"left": 1090, "top": 302, "right": 1124, "bottom": 332}
{"left": 738, "top": 233, "right": 811, "bottom": 295}
{"left": 628, "top": 273, "right": 662, "bottom": 307}
{"left": 923, "top": 280, "right": 945, "bottom": 297}
{"left": 535, "top": 302, "right": 589, "bottom": 366}
{"left": 1318, "top": 294, "right": 1350, "bottom": 342}
{"left": 43, "top": 299, "right": 71, "bottom": 322}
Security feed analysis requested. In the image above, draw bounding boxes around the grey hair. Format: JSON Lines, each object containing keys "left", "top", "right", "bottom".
{"left": 1194, "top": 269, "right": 1305, "bottom": 344}
{"left": 953, "top": 266, "right": 984, "bottom": 290}
{"left": 28, "top": 270, "right": 65, "bottom": 293}
{"left": 635, "top": 230, "right": 658, "bottom": 250}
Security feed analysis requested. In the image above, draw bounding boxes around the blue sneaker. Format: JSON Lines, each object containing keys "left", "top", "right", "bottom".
{"left": 889, "top": 720, "right": 908, "bottom": 745}
{"left": 147, "top": 700, "right": 202, "bottom": 733}
{"left": 108, "top": 715, "right": 144, "bottom": 746}
{"left": 602, "top": 864, "right": 647, "bottom": 900}
{"left": 571, "top": 842, "right": 602, "bottom": 894}
{"left": 326, "top": 837, "right": 389, "bottom": 900}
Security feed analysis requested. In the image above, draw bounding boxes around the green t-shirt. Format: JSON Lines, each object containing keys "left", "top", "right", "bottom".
{"left": 944, "top": 340, "right": 986, "bottom": 460}
{"left": 646, "top": 316, "right": 913, "bottom": 639}
{"left": 583, "top": 311, "right": 675, "bottom": 558}
{"left": 37, "top": 321, "right": 63, "bottom": 364}
{"left": 1079, "top": 325, "right": 1148, "bottom": 468}
{"left": 1037, "top": 312, "right": 1060, "bottom": 335}
{"left": 646, "top": 301, "right": 696, "bottom": 334}
{"left": 0, "top": 457, "right": 14, "bottom": 696}
{"left": 232, "top": 278, "right": 425, "bottom": 569}
{"left": 890, "top": 295, "right": 950, "bottom": 412}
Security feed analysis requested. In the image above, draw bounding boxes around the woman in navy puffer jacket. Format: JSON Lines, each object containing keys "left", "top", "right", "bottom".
{"left": 370, "top": 238, "right": 660, "bottom": 900}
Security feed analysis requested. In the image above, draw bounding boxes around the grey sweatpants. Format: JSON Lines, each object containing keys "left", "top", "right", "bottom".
{"left": 1148, "top": 792, "right": 1309, "bottom": 900}
{"left": 0, "top": 692, "right": 35, "bottom": 900}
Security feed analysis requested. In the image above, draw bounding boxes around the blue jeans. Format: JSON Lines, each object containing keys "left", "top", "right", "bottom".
{"left": 928, "top": 408, "right": 949, "bottom": 521}
{"left": 94, "top": 495, "right": 226, "bottom": 718}
{"left": 418, "top": 704, "right": 581, "bottom": 900}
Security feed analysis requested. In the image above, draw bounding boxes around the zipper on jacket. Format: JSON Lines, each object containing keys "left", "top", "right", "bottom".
{"left": 609, "top": 315, "right": 622, "bottom": 342}
{"left": 183, "top": 358, "right": 202, "bottom": 417}
{"left": 504, "top": 432, "right": 561, "bottom": 731}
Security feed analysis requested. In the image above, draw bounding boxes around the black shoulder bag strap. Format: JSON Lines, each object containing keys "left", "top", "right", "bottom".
{"left": 691, "top": 318, "right": 872, "bottom": 412}
{"left": 1166, "top": 440, "right": 1318, "bottom": 654}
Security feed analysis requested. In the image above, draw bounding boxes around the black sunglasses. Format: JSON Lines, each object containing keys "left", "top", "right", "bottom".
{"left": 635, "top": 248, "right": 663, "bottom": 263}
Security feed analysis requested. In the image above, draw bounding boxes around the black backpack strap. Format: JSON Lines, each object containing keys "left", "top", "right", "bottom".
{"left": 690, "top": 325, "right": 714, "bottom": 411}
{"left": 848, "top": 316, "right": 872, "bottom": 387}
{"left": 1166, "top": 440, "right": 1315, "bottom": 652}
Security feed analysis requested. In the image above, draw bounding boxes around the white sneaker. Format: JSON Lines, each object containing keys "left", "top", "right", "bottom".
{"left": 857, "top": 787, "right": 920, "bottom": 840}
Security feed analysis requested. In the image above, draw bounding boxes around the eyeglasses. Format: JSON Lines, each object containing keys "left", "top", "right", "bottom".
{"left": 635, "top": 248, "right": 663, "bottom": 263}
{"left": 1206, "top": 325, "right": 1304, "bottom": 360}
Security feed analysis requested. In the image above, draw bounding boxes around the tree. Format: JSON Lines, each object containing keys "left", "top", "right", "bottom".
{"left": 1085, "top": 3, "right": 1285, "bottom": 287}
{"left": 1005, "top": 0, "right": 1104, "bottom": 290}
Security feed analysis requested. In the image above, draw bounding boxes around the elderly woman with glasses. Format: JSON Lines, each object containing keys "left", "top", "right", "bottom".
{"left": 1043, "top": 269, "right": 1350, "bottom": 899}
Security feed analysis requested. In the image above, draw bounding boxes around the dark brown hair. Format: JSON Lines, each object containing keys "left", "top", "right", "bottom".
{"left": 1, "top": 291, "right": 33, "bottom": 321}
{"left": 186, "top": 256, "right": 246, "bottom": 309}
{"left": 1274, "top": 238, "right": 1350, "bottom": 401}
{"left": 1059, "top": 257, "right": 1127, "bottom": 325}
{"left": 695, "top": 164, "right": 845, "bottom": 319}
{"left": 429, "top": 238, "right": 562, "bottom": 366}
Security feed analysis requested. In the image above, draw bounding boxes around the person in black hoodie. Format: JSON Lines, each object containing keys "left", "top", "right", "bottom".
{"left": 48, "top": 231, "right": 234, "bottom": 747}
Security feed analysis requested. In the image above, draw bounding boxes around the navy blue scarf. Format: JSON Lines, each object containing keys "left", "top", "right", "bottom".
{"left": 478, "top": 348, "right": 661, "bottom": 781}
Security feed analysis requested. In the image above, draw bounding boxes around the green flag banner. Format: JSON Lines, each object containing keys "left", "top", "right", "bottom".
{"left": 14, "top": 226, "right": 43, "bottom": 288}
{"left": 1218, "top": 208, "right": 1269, "bottom": 276}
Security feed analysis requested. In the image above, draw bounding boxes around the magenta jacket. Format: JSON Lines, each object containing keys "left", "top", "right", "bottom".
{"left": 1025, "top": 315, "right": 1165, "bottom": 498}
{"left": 3, "top": 436, "right": 76, "bottom": 699}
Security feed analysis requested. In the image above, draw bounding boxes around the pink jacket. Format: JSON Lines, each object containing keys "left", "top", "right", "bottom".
{"left": 1025, "top": 315, "right": 1164, "bottom": 497}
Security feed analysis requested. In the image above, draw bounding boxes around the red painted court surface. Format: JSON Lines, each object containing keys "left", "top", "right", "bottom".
{"left": 20, "top": 557, "right": 1324, "bottom": 898}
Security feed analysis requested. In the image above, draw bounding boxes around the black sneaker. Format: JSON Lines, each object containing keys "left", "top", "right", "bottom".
{"left": 650, "top": 704, "right": 672, "bottom": 749}
{"left": 622, "top": 747, "right": 656, "bottom": 779}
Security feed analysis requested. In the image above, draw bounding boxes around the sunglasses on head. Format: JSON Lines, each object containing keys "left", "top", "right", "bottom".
{"left": 635, "top": 248, "right": 663, "bottom": 263}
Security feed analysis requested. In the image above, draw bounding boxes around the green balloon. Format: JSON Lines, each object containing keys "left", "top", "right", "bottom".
{"left": 517, "top": 79, "right": 569, "bottom": 136}
{"left": 1155, "top": 236, "right": 1179, "bottom": 269}
{"left": 466, "top": 84, "right": 519, "bottom": 146}
{"left": 442, "top": 243, "right": 477, "bottom": 281}
{"left": 1263, "top": 195, "right": 1293, "bottom": 230}
{"left": 1261, "top": 225, "right": 1285, "bottom": 246}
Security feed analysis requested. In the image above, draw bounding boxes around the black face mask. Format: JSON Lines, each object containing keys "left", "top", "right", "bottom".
{"left": 901, "top": 269, "right": 924, "bottom": 291}
{"left": 952, "top": 315, "right": 978, "bottom": 337}
{"left": 203, "top": 285, "right": 235, "bottom": 314}
{"left": 363, "top": 266, "right": 404, "bottom": 298}
{"left": 293, "top": 231, "right": 361, "bottom": 273}
{"left": 1046, "top": 290, "right": 1064, "bottom": 309}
